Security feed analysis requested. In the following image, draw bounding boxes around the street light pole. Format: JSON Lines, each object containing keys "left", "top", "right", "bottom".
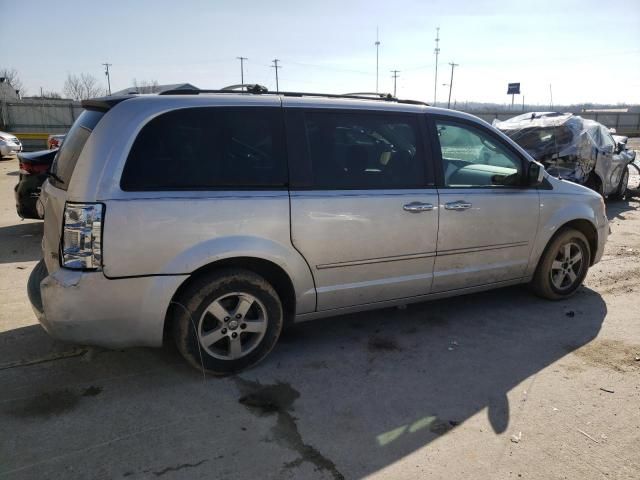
{"left": 447, "top": 62, "right": 458, "bottom": 109}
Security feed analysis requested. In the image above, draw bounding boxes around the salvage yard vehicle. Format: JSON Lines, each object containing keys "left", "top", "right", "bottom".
{"left": 28, "top": 87, "right": 610, "bottom": 375}
{"left": 0, "top": 130, "right": 22, "bottom": 159}
{"left": 15, "top": 149, "right": 56, "bottom": 219}
{"left": 493, "top": 112, "right": 633, "bottom": 199}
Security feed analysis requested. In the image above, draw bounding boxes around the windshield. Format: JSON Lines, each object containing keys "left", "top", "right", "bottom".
{"left": 49, "top": 109, "right": 104, "bottom": 190}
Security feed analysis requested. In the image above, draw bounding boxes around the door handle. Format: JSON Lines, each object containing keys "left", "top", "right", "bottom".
{"left": 445, "top": 201, "right": 473, "bottom": 211}
{"left": 403, "top": 201, "right": 434, "bottom": 213}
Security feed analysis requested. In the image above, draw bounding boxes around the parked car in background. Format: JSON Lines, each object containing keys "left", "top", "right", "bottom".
{"left": 47, "top": 134, "right": 66, "bottom": 149}
{"left": 15, "top": 149, "right": 56, "bottom": 219}
{"left": 494, "top": 112, "right": 633, "bottom": 199}
{"left": 29, "top": 89, "right": 609, "bottom": 375}
{"left": 0, "top": 130, "right": 22, "bottom": 159}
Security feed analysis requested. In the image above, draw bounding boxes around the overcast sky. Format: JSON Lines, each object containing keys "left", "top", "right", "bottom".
{"left": 2, "top": 0, "right": 639, "bottom": 105}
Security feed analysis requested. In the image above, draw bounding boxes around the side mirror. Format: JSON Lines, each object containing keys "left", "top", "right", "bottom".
{"left": 528, "top": 161, "right": 545, "bottom": 186}
{"left": 615, "top": 142, "right": 624, "bottom": 154}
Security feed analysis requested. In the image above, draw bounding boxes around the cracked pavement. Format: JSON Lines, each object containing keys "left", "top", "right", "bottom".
{"left": 1, "top": 149, "right": 639, "bottom": 479}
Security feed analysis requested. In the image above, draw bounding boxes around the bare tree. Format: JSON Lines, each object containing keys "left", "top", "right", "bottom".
{"left": 132, "top": 78, "right": 160, "bottom": 94}
{"left": 0, "top": 68, "right": 25, "bottom": 96}
{"left": 63, "top": 73, "right": 102, "bottom": 100}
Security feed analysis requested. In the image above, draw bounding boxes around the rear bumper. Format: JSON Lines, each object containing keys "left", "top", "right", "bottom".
{"left": 28, "top": 260, "right": 187, "bottom": 348}
{"left": 14, "top": 175, "right": 45, "bottom": 219}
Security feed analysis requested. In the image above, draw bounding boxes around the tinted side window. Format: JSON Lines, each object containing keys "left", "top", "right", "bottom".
{"left": 436, "top": 121, "right": 523, "bottom": 188}
{"left": 50, "top": 109, "right": 104, "bottom": 190}
{"left": 303, "top": 111, "right": 426, "bottom": 189}
{"left": 121, "top": 107, "right": 286, "bottom": 190}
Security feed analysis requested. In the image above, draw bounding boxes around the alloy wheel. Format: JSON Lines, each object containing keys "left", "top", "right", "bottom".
{"left": 198, "top": 292, "right": 268, "bottom": 360}
{"left": 550, "top": 242, "right": 584, "bottom": 291}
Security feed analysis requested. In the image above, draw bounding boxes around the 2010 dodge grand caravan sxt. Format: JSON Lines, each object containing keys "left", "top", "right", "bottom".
{"left": 28, "top": 88, "right": 609, "bottom": 375}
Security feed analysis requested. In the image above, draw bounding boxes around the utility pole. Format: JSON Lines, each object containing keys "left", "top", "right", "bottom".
{"left": 433, "top": 27, "right": 440, "bottom": 105}
{"left": 447, "top": 62, "right": 458, "bottom": 109}
{"left": 271, "top": 59, "right": 281, "bottom": 93}
{"left": 549, "top": 83, "right": 554, "bottom": 110}
{"left": 375, "top": 26, "right": 381, "bottom": 93}
{"left": 391, "top": 70, "right": 400, "bottom": 97}
{"left": 237, "top": 57, "right": 248, "bottom": 85}
{"left": 102, "top": 62, "right": 112, "bottom": 95}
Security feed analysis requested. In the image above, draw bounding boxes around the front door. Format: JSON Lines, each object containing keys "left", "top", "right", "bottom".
{"left": 431, "top": 117, "right": 540, "bottom": 293}
{"left": 286, "top": 105, "right": 439, "bottom": 310}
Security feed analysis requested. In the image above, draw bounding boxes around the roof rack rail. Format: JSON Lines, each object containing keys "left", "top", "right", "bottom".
{"left": 157, "top": 86, "right": 429, "bottom": 106}
{"left": 342, "top": 92, "right": 395, "bottom": 99}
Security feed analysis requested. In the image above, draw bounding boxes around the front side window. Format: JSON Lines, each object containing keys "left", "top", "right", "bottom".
{"left": 121, "top": 107, "right": 286, "bottom": 190}
{"left": 436, "top": 121, "right": 523, "bottom": 188}
{"left": 303, "top": 111, "right": 426, "bottom": 189}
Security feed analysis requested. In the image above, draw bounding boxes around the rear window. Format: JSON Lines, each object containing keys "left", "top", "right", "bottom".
{"left": 50, "top": 110, "right": 104, "bottom": 190}
{"left": 120, "top": 107, "right": 287, "bottom": 190}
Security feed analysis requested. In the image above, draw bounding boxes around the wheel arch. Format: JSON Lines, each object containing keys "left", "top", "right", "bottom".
{"left": 533, "top": 218, "right": 599, "bottom": 277}
{"left": 164, "top": 256, "right": 299, "bottom": 342}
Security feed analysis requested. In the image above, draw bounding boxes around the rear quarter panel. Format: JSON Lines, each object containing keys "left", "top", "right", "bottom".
{"left": 101, "top": 192, "right": 316, "bottom": 314}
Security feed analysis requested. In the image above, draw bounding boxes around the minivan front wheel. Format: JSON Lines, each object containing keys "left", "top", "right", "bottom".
{"left": 172, "top": 269, "right": 283, "bottom": 375}
{"left": 532, "top": 228, "right": 591, "bottom": 300}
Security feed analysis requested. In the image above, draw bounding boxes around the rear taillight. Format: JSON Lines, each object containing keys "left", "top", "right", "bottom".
{"left": 19, "top": 162, "right": 49, "bottom": 175}
{"left": 61, "top": 202, "right": 104, "bottom": 270}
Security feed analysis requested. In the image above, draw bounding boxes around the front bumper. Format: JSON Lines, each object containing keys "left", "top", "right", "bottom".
{"left": 0, "top": 142, "right": 22, "bottom": 157}
{"left": 28, "top": 260, "right": 187, "bottom": 348}
{"left": 593, "top": 219, "right": 609, "bottom": 265}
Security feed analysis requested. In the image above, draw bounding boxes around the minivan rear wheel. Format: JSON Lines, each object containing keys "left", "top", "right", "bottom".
{"left": 172, "top": 268, "right": 283, "bottom": 375}
{"left": 531, "top": 228, "right": 591, "bottom": 300}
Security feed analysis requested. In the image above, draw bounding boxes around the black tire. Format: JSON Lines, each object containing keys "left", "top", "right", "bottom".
{"left": 172, "top": 268, "right": 283, "bottom": 375}
{"left": 531, "top": 228, "right": 591, "bottom": 300}
{"left": 610, "top": 165, "right": 629, "bottom": 201}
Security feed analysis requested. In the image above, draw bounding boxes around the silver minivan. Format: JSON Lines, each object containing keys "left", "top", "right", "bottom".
{"left": 28, "top": 88, "right": 610, "bottom": 374}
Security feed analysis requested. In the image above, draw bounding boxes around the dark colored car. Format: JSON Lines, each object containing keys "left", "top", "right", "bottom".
{"left": 15, "top": 149, "right": 56, "bottom": 219}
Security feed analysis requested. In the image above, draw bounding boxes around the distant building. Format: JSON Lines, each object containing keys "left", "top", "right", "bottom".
{"left": 0, "top": 78, "right": 20, "bottom": 101}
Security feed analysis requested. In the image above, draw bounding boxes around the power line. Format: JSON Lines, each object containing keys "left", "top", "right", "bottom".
{"left": 447, "top": 62, "right": 459, "bottom": 109}
{"left": 237, "top": 56, "right": 248, "bottom": 86}
{"left": 102, "top": 62, "right": 112, "bottom": 95}
{"left": 271, "top": 59, "right": 282, "bottom": 93}
{"left": 433, "top": 27, "right": 440, "bottom": 105}
{"left": 391, "top": 70, "right": 400, "bottom": 97}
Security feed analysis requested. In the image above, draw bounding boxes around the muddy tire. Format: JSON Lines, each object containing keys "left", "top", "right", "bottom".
{"left": 172, "top": 268, "right": 283, "bottom": 375}
{"left": 610, "top": 165, "right": 629, "bottom": 201}
{"left": 531, "top": 228, "right": 591, "bottom": 300}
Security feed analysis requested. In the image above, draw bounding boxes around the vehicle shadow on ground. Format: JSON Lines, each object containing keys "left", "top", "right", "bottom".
{"left": 606, "top": 196, "right": 639, "bottom": 221}
{"left": 0, "top": 284, "right": 606, "bottom": 479}
{"left": 0, "top": 221, "right": 42, "bottom": 264}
